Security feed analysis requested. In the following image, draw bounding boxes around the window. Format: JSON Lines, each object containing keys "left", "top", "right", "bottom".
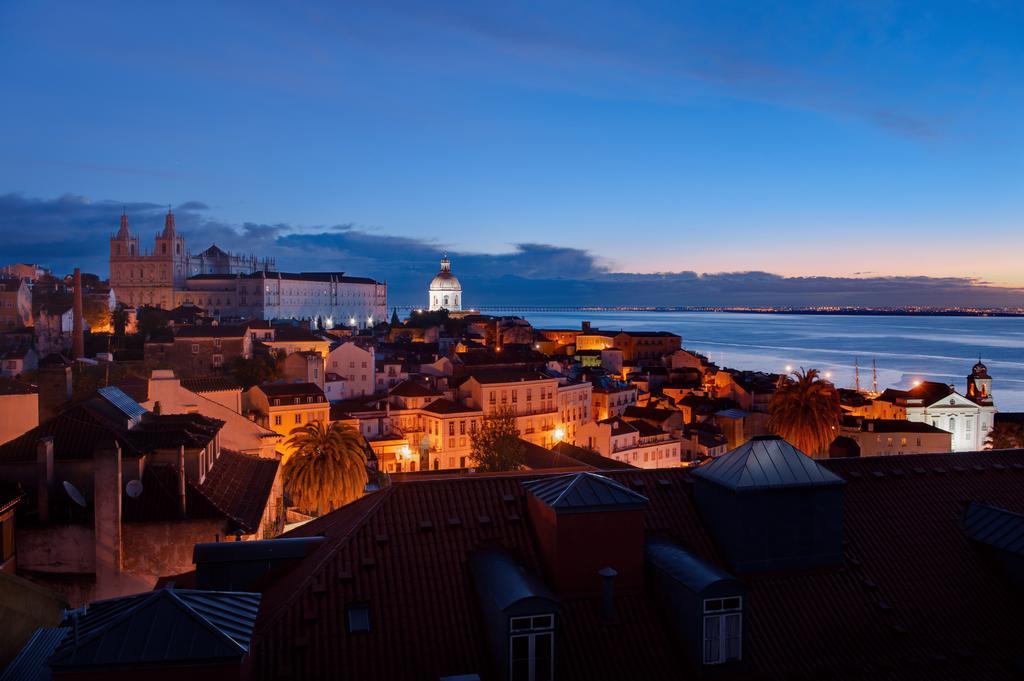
{"left": 347, "top": 603, "right": 371, "bottom": 633}
{"left": 703, "top": 597, "right": 742, "bottom": 665}
{"left": 212, "top": 354, "right": 223, "bottom": 368}
{"left": 295, "top": 414, "right": 302, "bottom": 424}
{"left": 510, "top": 614, "right": 554, "bottom": 681}
{"left": 191, "top": 343, "right": 199, "bottom": 354}
{"left": 489, "top": 391, "right": 496, "bottom": 405}
{"left": 274, "top": 415, "right": 282, "bottom": 426}
{"left": 449, "top": 422, "right": 455, "bottom": 436}
{"left": 459, "top": 420, "right": 466, "bottom": 435}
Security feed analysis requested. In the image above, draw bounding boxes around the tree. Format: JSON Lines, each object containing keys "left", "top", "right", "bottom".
{"left": 282, "top": 420, "right": 369, "bottom": 516}
{"left": 83, "top": 296, "right": 112, "bottom": 332}
{"left": 985, "top": 421, "right": 1024, "bottom": 450}
{"left": 767, "top": 367, "right": 841, "bottom": 458}
{"left": 231, "top": 352, "right": 283, "bottom": 388}
{"left": 112, "top": 304, "right": 129, "bottom": 339}
{"left": 470, "top": 405, "right": 526, "bottom": 472}
{"left": 136, "top": 306, "right": 170, "bottom": 339}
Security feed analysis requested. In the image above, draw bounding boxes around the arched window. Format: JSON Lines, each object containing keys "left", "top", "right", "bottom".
{"left": 162, "top": 243, "right": 167, "bottom": 254}
{"left": 444, "top": 295, "right": 449, "bottom": 306}
{"left": 948, "top": 416, "right": 956, "bottom": 433}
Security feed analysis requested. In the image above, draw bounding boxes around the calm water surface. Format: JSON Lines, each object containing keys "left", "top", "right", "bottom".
{"left": 521, "top": 312, "right": 1024, "bottom": 411}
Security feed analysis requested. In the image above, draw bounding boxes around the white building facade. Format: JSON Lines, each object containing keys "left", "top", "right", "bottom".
{"left": 428, "top": 255, "right": 462, "bottom": 311}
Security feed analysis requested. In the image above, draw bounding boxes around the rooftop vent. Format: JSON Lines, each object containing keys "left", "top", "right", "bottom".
{"left": 691, "top": 436, "right": 846, "bottom": 574}
{"left": 523, "top": 472, "right": 648, "bottom": 596}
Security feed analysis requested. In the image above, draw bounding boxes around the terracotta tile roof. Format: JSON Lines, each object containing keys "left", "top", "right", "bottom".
{"left": 257, "top": 382, "right": 326, "bottom": 400}
{"left": 388, "top": 380, "right": 441, "bottom": 398}
{"left": 415, "top": 398, "right": 477, "bottom": 415}
{"left": 198, "top": 449, "right": 280, "bottom": 534}
{"left": 0, "top": 398, "right": 223, "bottom": 463}
{"left": 181, "top": 376, "right": 242, "bottom": 393}
{"left": 246, "top": 449, "right": 1024, "bottom": 681}
{"left": 550, "top": 441, "right": 637, "bottom": 470}
{"left": 519, "top": 438, "right": 592, "bottom": 471}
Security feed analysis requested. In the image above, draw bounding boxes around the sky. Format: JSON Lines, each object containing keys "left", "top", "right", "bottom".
{"left": 1, "top": 1, "right": 1022, "bottom": 306}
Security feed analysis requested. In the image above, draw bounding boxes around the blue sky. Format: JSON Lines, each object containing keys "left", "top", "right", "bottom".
{"left": 1, "top": 1, "right": 1022, "bottom": 303}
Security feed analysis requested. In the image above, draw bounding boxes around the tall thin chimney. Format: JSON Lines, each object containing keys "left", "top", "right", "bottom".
{"left": 72, "top": 268, "right": 85, "bottom": 360}
{"left": 598, "top": 566, "right": 618, "bottom": 622}
{"left": 178, "top": 445, "right": 188, "bottom": 518}
{"left": 36, "top": 436, "right": 54, "bottom": 524}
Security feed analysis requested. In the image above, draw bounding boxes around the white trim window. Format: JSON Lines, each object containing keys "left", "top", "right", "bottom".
{"left": 509, "top": 614, "right": 554, "bottom": 681}
{"left": 703, "top": 597, "right": 742, "bottom": 665}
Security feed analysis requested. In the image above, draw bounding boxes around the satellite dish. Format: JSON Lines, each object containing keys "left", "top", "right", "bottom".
{"left": 126, "top": 479, "right": 144, "bottom": 499}
{"left": 63, "top": 481, "right": 86, "bottom": 508}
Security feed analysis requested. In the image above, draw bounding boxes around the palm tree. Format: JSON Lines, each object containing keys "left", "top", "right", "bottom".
{"left": 768, "top": 367, "right": 841, "bottom": 458}
{"left": 282, "top": 420, "right": 368, "bottom": 516}
{"left": 985, "top": 421, "right": 1024, "bottom": 450}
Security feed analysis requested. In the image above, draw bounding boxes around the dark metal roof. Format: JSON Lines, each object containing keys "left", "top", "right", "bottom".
{"left": 522, "top": 472, "right": 648, "bottom": 512}
{"left": 645, "top": 537, "right": 739, "bottom": 594}
{"left": 49, "top": 589, "right": 261, "bottom": 670}
{"left": 964, "top": 501, "right": 1024, "bottom": 555}
{"left": 97, "top": 386, "right": 147, "bottom": 420}
{"left": 468, "top": 549, "right": 557, "bottom": 613}
{"left": 0, "top": 627, "right": 67, "bottom": 681}
{"left": 692, "top": 436, "right": 845, "bottom": 491}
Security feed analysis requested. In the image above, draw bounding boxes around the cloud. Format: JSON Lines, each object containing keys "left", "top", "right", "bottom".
{"left": 2, "top": 192, "right": 1022, "bottom": 308}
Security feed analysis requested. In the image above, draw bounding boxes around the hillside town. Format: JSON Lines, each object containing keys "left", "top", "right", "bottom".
{"left": 0, "top": 214, "right": 1022, "bottom": 680}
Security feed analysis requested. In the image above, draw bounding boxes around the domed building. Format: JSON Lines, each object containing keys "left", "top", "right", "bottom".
{"left": 428, "top": 255, "right": 462, "bottom": 311}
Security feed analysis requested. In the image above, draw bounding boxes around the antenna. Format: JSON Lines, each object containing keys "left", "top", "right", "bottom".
{"left": 854, "top": 357, "right": 860, "bottom": 392}
{"left": 872, "top": 358, "right": 878, "bottom": 393}
{"left": 63, "top": 481, "right": 86, "bottom": 507}
{"left": 126, "top": 479, "right": 144, "bottom": 499}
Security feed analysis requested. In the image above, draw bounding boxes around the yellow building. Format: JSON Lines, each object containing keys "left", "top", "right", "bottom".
{"left": 244, "top": 382, "right": 330, "bottom": 457}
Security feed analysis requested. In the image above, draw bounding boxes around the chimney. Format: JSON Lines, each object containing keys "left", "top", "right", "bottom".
{"left": 72, "top": 268, "right": 85, "bottom": 360}
{"left": 598, "top": 566, "right": 618, "bottom": 622}
{"left": 36, "top": 437, "right": 54, "bottom": 524}
{"left": 523, "top": 472, "right": 648, "bottom": 597}
{"left": 93, "top": 441, "right": 123, "bottom": 599}
{"left": 177, "top": 445, "right": 187, "bottom": 518}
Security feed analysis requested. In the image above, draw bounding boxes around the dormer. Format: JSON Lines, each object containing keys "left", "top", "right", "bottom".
{"left": 523, "top": 472, "right": 648, "bottom": 596}
{"left": 692, "top": 436, "right": 846, "bottom": 574}
{"left": 469, "top": 549, "right": 559, "bottom": 681}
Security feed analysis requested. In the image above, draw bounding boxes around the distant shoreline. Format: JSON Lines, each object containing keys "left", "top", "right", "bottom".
{"left": 395, "top": 305, "right": 1024, "bottom": 317}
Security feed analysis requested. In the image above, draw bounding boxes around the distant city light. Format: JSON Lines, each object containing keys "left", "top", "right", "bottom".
{"left": 349, "top": 317, "right": 356, "bottom": 326}
{"left": 553, "top": 427, "right": 565, "bottom": 442}
{"left": 913, "top": 380, "right": 922, "bottom": 387}
{"left": 825, "top": 371, "right": 832, "bottom": 379}
{"left": 785, "top": 365, "right": 793, "bottom": 372}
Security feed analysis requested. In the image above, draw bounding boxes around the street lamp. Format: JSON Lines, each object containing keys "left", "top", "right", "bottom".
{"left": 553, "top": 427, "right": 565, "bottom": 442}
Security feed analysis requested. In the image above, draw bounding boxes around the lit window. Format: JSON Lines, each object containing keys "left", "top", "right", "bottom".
{"left": 703, "top": 597, "right": 742, "bottom": 665}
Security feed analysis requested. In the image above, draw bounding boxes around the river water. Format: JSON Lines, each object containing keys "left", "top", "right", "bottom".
{"left": 518, "top": 311, "right": 1024, "bottom": 411}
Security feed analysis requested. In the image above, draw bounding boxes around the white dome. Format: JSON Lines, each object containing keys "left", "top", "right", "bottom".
{"left": 428, "top": 256, "right": 463, "bottom": 311}
{"left": 429, "top": 271, "right": 462, "bottom": 292}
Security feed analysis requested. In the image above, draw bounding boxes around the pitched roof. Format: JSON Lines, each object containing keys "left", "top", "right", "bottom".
{"left": 462, "top": 369, "right": 553, "bottom": 384}
{"left": 843, "top": 417, "right": 951, "bottom": 434}
{"left": 48, "top": 589, "right": 260, "bottom": 671}
{"left": 420, "top": 398, "right": 480, "bottom": 415}
{"left": 197, "top": 449, "right": 280, "bottom": 534}
{"left": 245, "top": 450, "right": 1024, "bottom": 681}
{"left": 550, "top": 441, "right": 637, "bottom": 470}
{"left": 0, "top": 627, "right": 68, "bottom": 681}
{"left": 257, "top": 382, "right": 326, "bottom": 399}
{"left": 388, "top": 380, "right": 441, "bottom": 398}
{"left": 522, "top": 472, "right": 648, "bottom": 511}
{"left": 180, "top": 376, "right": 242, "bottom": 393}
{"left": 518, "top": 439, "right": 592, "bottom": 471}
{"left": 963, "top": 501, "right": 1024, "bottom": 555}
{"left": 691, "top": 436, "right": 845, "bottom": 491}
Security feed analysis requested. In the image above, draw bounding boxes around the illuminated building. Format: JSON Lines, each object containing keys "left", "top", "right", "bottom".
{"left": 427, "top": 254, "right": 462, "bottom": 311}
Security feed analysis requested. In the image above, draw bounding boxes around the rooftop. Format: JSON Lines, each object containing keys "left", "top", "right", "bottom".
{"left": 244, "top": 448, "right": 1024, "bottom": 680}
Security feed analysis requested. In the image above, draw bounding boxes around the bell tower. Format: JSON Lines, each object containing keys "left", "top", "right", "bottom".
{"left": 967, "top": 359, "right": 993, "bottom": 406}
